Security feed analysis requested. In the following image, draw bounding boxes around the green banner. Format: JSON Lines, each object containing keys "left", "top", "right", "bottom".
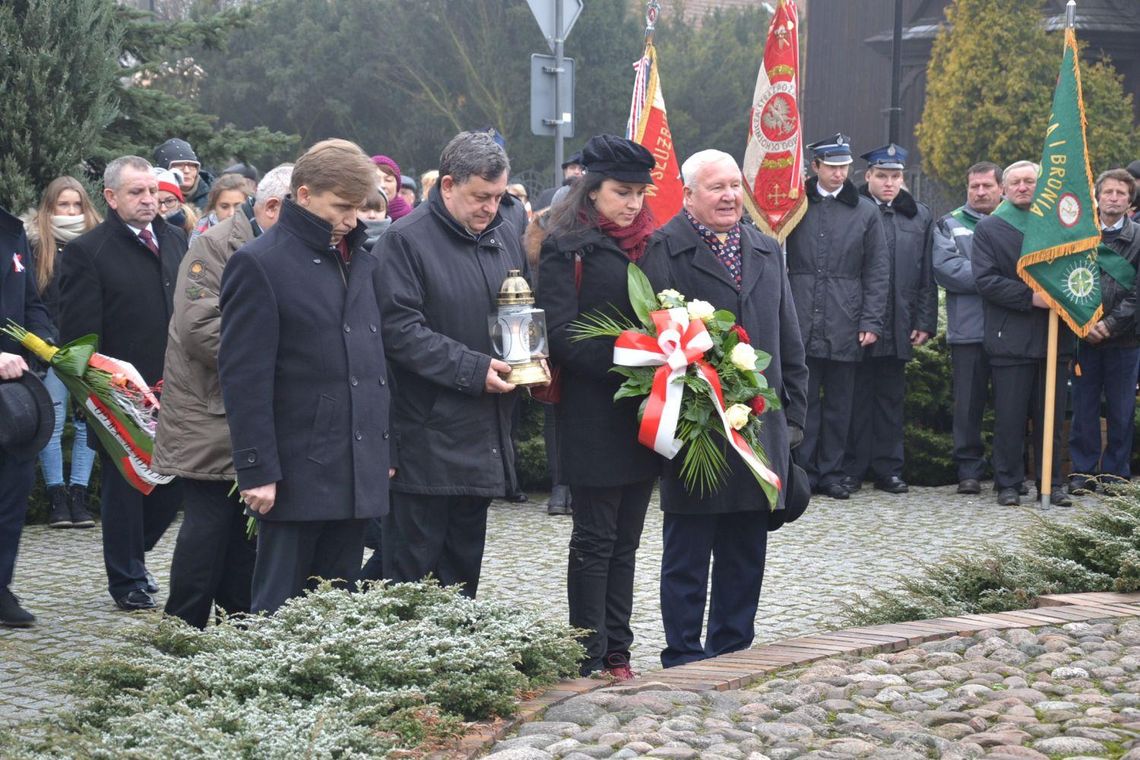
{"left": 1015, "top": 27, "right": 1102, "bottom": 337}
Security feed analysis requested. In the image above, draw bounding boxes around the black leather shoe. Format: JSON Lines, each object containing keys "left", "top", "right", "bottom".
{"left": 1068, "top": 475, "right": 1096, "bottom": 495}
{"left": 818, "top": 483, "right": 850, "bottom": 500}
{"left": 0, "top": 588, "right": 35, "bottom": 628}
{"left": 1100, "top": 477, "right": 1128, "bottom": 496}
{"left": 1042, "top": 490, "right": 1073, "bottom": 507}
{"left": 144, "top": 570, "right": 159, "bottom": 594}
{"left": 874, "top": 476, "right": 909, "bottom": 494}
{"left": 115, "top": 589, "right": 157, "bottom": 611}
{"left": 840, "top": 475, "right": 862, "bottom": 493}
{"left": 997, "top": 488, "right": 1020, "bottom": 507}
{"left": 1018, "top": 482, "right": 1029, "bottom": 496}
{"left": 957, "top": 478, "right": 981, "bottom": 495}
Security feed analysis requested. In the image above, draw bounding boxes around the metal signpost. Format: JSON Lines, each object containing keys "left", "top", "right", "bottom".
{"left": 527, "top": 0, "right": 584, "bottom": 187}
{"left": 530, "top": 55, "right": 575, "bottom": 140}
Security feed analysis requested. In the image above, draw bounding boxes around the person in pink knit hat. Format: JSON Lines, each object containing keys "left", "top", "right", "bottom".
{"left": 371, "top": 155, "right": 413, "bottom": 221}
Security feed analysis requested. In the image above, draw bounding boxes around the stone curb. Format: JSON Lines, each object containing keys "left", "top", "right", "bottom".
{"left": 427, "top": 590, "right": 1140, "bottom": 758}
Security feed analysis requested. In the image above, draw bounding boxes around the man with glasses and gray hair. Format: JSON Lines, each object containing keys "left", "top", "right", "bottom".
{"left": 154, "top": 164, "right": 293, "bottom": 628}
{"left": 60, "top": 155, "right": 189, "bottom": 611}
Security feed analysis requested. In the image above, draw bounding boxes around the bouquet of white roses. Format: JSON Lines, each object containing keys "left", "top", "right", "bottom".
{"left": 570, "top": 265, "right": 782, "bottom": 501}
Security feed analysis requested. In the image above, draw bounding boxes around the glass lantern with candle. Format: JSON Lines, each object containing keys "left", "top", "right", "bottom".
{"left": 489, "top": 269, "right": 551, "bottom": 386}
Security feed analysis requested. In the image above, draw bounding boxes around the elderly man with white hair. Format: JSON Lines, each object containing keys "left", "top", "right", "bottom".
{"left": 642, "top": 149, "right": 808, "bottom": 668}
{"left": 154, "top": 164, "right": 294, "bottom": 627}
{"left": 972, "top": 160, "right": 1074, "bottom": 508}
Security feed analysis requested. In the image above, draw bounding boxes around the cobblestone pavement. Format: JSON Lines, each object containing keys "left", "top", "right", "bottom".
{"left": 0, "top": 483, "right": 1104, "bottom": 730}
{"left": 491, "top": 618, "right": 1140, "bottom": 759}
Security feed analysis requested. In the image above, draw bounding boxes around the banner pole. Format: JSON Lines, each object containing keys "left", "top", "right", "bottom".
{"left": 1036, "top": 0, "right": 1077, "bottom": 510}
{"left": 1040, "top": 309, "right": 1059, "bottom": 509}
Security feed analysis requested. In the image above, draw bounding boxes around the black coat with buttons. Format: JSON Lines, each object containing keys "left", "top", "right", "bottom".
{"left": 784, "top": 178, "right": 890, "bottom": 362}
{"left": 537, "top": 226, "right": 661, "bottom": 488}
{"left": 60, "top": 208, "right": 187, "bottom": 384}
{"left": 641, "top": 214, "right": 809, "bottom": 514}
{"left": 377, "top": 185, "right": 525, "bottom": 497}
{"left": 218, "top": 200, "right": 392, "bottom": 522}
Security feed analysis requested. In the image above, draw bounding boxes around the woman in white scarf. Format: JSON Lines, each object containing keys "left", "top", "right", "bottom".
{"left": 22, "top": 177, "right": 102, "bottom": 530}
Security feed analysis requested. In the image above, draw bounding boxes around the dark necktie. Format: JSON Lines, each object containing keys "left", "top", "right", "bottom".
{"left": 139, "top": 229, "right": 159, "bottom": 257}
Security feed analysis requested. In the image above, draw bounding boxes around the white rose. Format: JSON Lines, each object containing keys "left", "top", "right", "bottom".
{"left": 657, "top": 288, "right": 683, "bottom": 306}
{"left": 686, "top": 300, "right": 715, "bottom": 323}
{"left": 730, "top": 342, "right": 758, "bottom": 372}
{"left": 725, "top": 403, "right": 751, "bottom": 431}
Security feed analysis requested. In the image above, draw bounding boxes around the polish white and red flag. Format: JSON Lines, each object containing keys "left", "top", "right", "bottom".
{"left": 626, "top": 30, "right": 683, "bottom": 227}
{"left": 742, "top": 0, "right": 806, "bottom": 242}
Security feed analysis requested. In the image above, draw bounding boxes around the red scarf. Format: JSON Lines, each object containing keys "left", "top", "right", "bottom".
{"left": 597, "top": 207, "right": 655, "bottom": 263}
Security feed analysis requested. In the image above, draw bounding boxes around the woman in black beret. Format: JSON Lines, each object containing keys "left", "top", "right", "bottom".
{"left": 537, "top": 134, "right": 661, "bottom": 679}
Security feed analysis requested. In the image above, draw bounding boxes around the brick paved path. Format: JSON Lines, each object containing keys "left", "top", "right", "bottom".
{"left": 0, "top": 484, "right": 1101, "bottom": 729}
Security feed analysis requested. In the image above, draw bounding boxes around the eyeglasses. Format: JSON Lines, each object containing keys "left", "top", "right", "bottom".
{"left": 158, "top": 197, "right": 181, "bottom": 211}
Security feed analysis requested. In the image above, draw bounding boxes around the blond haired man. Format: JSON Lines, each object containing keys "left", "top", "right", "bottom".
{"left": 218, "top": 140, "right": 394, "bottom": 613}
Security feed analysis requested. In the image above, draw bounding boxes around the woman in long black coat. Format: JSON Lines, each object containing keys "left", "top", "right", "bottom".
{"left": 536, "top": 135, "right": 661, "bottom": 679}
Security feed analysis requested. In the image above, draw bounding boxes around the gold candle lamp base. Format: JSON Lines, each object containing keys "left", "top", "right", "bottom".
{"left": 506, "top": 360, "right": 551, "bottom": 387}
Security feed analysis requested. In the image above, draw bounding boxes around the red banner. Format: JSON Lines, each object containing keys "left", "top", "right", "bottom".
{"left": 627, "top": 40, "right": 683, "bottom": 226}
{"left": 742, "top": 0, "right": 806, "bottom": 242}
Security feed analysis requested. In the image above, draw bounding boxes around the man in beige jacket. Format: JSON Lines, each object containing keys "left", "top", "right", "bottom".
{"left": 153, "top": 164, "right": 292, "bottom": 628}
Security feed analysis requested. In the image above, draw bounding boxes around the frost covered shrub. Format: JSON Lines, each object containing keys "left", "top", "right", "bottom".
{"left": 12, "top": 581, "right": 583, "bottom": 759}
{"left": 843, "top": 482, "right": 1140, "bottom": 625}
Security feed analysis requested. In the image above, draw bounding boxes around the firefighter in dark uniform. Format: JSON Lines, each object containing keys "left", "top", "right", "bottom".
{"left": 842, "top": 144, "right": 938, "bottom": 494}
{"left": 785, "top": 134, "right": 890, "bottom": 499}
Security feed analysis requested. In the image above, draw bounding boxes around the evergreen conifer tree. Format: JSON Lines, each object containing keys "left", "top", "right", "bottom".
{"left": 96, "top": 3, "right": 295, "bottom": 175}
{"left": 0, "top": 0, "right": 120, "bottom": 210}
{"left": 917, "top": 0, "right": 1138, "bottom": 185}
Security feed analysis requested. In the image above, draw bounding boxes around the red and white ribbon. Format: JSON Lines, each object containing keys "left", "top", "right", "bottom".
{"left": 692, "top": 356, "right": 782, "bottom": 493}
{"left": 613, "top": 308, "right": 782, "bottom": 492}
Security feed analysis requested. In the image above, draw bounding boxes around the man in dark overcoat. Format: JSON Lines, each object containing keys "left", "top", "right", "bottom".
{"left": 1, "top": 205, "right": 56, "bottom": 626}
{"left": 973, "top": 160, "right": 1073, "bottom": 507}
{"left": 843, "top": 144, "right": 938, "bottom": 494}
{"left": 218, "top": 140, "right": 392, "bottom": 614}
{"left": 785, "top": 134, "right": 889, "bottom": 500}
{"left": 60, "top": 156, "right": 188, "bottom": 610}
{"left": 642, "top": 149, "right": 808, "bottom": 668}
{"left": 377, "top": 131, "right": 525, "bottom": 599}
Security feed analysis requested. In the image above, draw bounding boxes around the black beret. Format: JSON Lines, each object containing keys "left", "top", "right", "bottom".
{"left": 561, "top": 151, "right": 584, "bottom": 169}
{"left": 222, "top": 162, "right": 260, "bottom": 182}
{"left": 581, "top": 134, "right": 655, "bottom": 185}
